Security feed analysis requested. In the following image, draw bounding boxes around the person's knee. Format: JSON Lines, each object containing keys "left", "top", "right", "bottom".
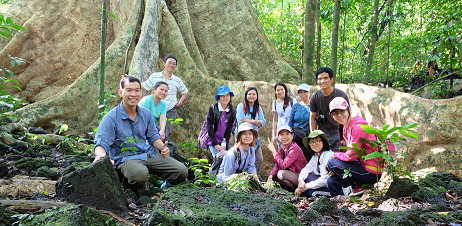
{"left": 170, "top": 163, "right": 188, "bottom": 185}
{"left": 125, "top": 167, "right": 149, "bottom": 185}
{"left": 277, "top": 170, "right": 285, "bottom": 180}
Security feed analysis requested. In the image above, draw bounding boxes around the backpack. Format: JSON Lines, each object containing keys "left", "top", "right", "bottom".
{"left": 198, "top": 104, "right": 214, "bottom": 148}
{"left": 209, "top": 148, "right": 241, "bottom": 175}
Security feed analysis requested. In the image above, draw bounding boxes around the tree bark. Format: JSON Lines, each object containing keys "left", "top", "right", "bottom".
{"left": 315, "top": 0, "right": 321, "bottom": 70}
{"left": 366, "top": 0, "right": 380, "bottom": 75}
{"left": 330, "top": 0, "right": 341, "bottom": 86}
{"left": 303, "top": 0, "right": 316, "bottom": 84}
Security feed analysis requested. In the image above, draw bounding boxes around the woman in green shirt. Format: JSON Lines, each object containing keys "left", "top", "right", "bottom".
{"left": 139, "top": 81, "right": 168, "bottom": 140}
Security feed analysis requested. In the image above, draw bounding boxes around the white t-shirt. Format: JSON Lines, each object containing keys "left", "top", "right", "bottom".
{"left": 272, "top": 97, "right": 297, "bottom": 133}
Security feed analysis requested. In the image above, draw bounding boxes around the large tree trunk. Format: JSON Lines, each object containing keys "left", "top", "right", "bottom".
{"left": 0, "top": 0, "right": 298, "bottom": 135}
{"left": 330, "top": 0, "right": 340, "bottom": 86}
{"left": 315, "top": 0, "right": 321, "bottom": 70}
{"left": 366, "top": 0, "right": 380, "bottom": 74}
{"left": 303, "top": 0, "right": 316, "bottom": 84}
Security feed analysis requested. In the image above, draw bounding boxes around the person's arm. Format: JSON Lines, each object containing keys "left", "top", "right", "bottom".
{"left": 93, "top": 114, "right": 116, "bottom": 164}
{"left": 272, "top": 143, "right": 301, "bottom": 170}
{"left": 305, "top": 151, "right": 334, "bottom": 189}
{"left": 221, "top": 151, "right": 237, "bottom": 181}
{"left": 176, "top": 91, "right": 189, "bottom": 107}
{"left": 159, "top": 113, "right": 166, "bottom": 140}
{"left": 235, "top": 103, "right": 245, "bottom": 134}
{"left": 288, "top": 104, "right": 297, "bottom": 128}
{"left": 153, "top": 138, "right": 170, "bottom": 158}
{"left": 310, "top": 111, "right": 317, "bottom": 132}
{"left": 272, "top": 112, "right": 277, "bottom": 144}
{"left": 257, "top": 107, "right": 266, "bottom": 128}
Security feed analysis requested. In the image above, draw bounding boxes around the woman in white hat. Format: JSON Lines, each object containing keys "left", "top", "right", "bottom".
{"left": 217, "top": 122, "right": 259, "bottom": 182}
{"left": 289, "top": 83, "right": 312, "bottom": 162}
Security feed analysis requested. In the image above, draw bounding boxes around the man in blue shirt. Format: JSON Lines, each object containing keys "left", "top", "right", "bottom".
{"left": 93, "top": 76, "right": 188, "bottom": 190}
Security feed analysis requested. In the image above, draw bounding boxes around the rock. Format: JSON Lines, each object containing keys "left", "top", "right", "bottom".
{"left": 0, "top": 159, "right": 8, "bottom": 177}
{"left": 369, "top": 207, "right": 457, "bottom": 226}
{"left": 309, "top": 196, "right": 339, "bottom": 216}
{"left": 55, "top": 157, "right": 128, "bottom": 213}
{"left": 377, "top": 198, "right": 402, "bottom": 211}
{"left": 386, "top": 177, "right": 419, "bottom": 198}
{"left": 57, "top": 140, "right": 75, "bottom": 154}
{"left": 60, "top": 165, "right": 76, "bottom": 176}
{"left": 28, "top": 127, "right": 48, "bottom": 134}
{"left": 356, "top": 208, "right": 383, "bottom": 217}
{"left": 145, "top": 183, "right": 302, "bottom": 225}
{"left": 0, "top": 175, "right": 56, "bottom": 196}
{"left": 17, "top": 205, "right": 117, "bottom": 225}
{"left": 298, "top": 209, "right": 323, "bottom": 224}
{"left": 216, "top": 173, "right": 265, "bottom": 193}
{"left": 10, "top": 141, "right": 29, "bottom": 153}
{"left": 36, "top": 166, "right": 60, "bottom": 180}
{"left": 447, "top": 180, "right": 462, "bottom": 196}
{"left": 137, "top": 196, "right": 157, "bottom": 206}
{"left": 0, "top": 205, "right": 17, "bottom": 226}
{"left": 412, "top": 186, "right": 445, "bottom": 204}
{"left": 13, "top": 157, "right": 56, "bottom": 172}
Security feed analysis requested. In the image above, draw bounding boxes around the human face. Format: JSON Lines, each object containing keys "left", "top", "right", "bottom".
{"left": 164, "top": 58, "right": 177, "bottom": 73}
{"left": 153, "top": 84, "right": 168, "bottom": 100}
{"left": 298, "top": 90, "right": 310, "bottom": 102}
{"left": 239, "top": 130, "right": 255, "bottom": 145}
{"left": 317, "top": 72, "right": 333, "bottom": 90}
{"left": 309, "top": 137, "right": 324, "bottom": 153}
{"left": 219, "top": 93, "right": 231, "bottom": 106}
{"left": 278, "top": 130, "right": 293, "bottom": 146}
{"left": 275, "top": 85, "right": 286, "bottom": 99}
{"left": 331, "top": 109, "right": 349, "bottom": 125}
{"left": 118, "top": 81, "right": 142, "bottom": 109}
{"left": 246, "top": 90, "right": 257, "bottom": 104}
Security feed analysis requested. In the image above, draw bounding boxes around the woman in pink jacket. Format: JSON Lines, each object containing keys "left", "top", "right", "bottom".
{"left": 326, "top": 97, "right": 384, "bottom": 196}
{"left": 267, "top": 125, "right": 308, "bottom": 192}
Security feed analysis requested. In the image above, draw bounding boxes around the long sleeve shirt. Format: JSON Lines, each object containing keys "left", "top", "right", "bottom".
{"left": 217, "top": 146, "right": 257, "bottom": 182}
{"left": 94, "top": 103, "right": 161, "bottom": 166}
{"left": 269, "top": 142, "right": 307, "bottom": 177}
{"left": 234, "top": 102, "right": 266, "bottom": 135}
{"left": 288, "top": 103, "right": 310, "bottom": 131}
{"left": 298, "top": 150, "right": 334, "bottom": 189}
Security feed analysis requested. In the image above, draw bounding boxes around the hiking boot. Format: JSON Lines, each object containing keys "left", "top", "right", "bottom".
{"left": 160, "top": 180, "right": 173, "bottom": 189}
{"left": 349, "top": 185, "right": 366, "bottom": 196}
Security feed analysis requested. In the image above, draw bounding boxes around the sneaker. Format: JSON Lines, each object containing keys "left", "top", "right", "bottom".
{"left": 349, "top": 185, "right": 366, "bottom": 196}
{"left": 342, "top": 186, "right": 352, "bottom": 196}
{"left": 160, "top": 181, "right": 173, "bottom": 189}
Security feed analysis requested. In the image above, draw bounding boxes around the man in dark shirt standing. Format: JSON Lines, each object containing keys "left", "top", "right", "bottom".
{"left": 309, "top": 67, "right": 350, "bottom": 151}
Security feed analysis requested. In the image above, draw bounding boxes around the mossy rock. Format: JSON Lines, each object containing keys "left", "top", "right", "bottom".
{"left": 57, "top": 140, "right": 75, "bottom": 154}
{"left": 216, "top": 173, "right": 265, "bottom": 193}
{"left": 36, "top": 166, "right": 60, "bottom": 180}
{"left": 386, "top": 177, "right": 420, "bottom": 198}
{"left": 419, "top": 172, "right": 461, "bottom": 190}
{"left": 37, "top": 149, "right": 53, "bottom": 157}
{"left": 0, "top": 205, "right": 18, "bottom": 226}
{"left": 0, "top": 159, "right": 8, "bottom": 177}
{"left": 411, "top": 186, "right": 446, "bottom": 204}
{"left": 71, "top": 161, "right": 91, "bottom": 169}
{"left": 447, "top": 180, "right": 462, "bottom": 196}
{"left": 369, "top": 207, "right": 457, "bottom": 226}
{"left": 56, "top": 157, "right": 128, "bottom": 213}
{"left": 13, "top": 157, "right": 56, "bottom": 172}
{"left": 298, "top": 209, "right": 323, "bottom": 224}
{"left": 18, "top": 205, "right": 117, "bottom": 225}
{"left": 145, "top": 183, "right": 302, "bottom": 226}
{"left": 309, "top": 196, "right": 339, "bottom": 216}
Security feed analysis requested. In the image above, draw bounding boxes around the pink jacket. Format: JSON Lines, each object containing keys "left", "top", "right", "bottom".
{"left": 270, "top": 142, "right": 308, "bottom": 176}
{"left": 333, "top": 116, "right": 384, "bottom": 174}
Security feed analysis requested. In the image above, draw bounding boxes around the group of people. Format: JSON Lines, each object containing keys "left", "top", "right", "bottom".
{"left": 93, "top": 54, "right": 385, "bottom": 197}
{"left": 206, "top": 67, "right": 384, "bottom": 197}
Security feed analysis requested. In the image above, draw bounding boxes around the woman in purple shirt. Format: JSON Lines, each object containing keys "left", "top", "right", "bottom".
{"left": 205, "top": 86, "right": 237, "bottom": 157}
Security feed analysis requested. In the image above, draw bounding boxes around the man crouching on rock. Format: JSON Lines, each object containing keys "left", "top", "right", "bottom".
{"left": 93, "top": 75, "right": 188, "bottom": 190}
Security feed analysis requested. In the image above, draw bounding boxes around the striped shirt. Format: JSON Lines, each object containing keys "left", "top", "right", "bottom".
{"left": 142, "top": 72, "right": 188, "bottom": 111}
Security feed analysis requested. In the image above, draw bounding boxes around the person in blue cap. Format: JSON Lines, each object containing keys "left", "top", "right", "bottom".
{"left": 204, "top": 86, "right": 237, "bottom": 157}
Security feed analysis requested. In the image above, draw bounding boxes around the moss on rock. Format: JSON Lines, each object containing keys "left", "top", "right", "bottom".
{"left": 145, "top": 183, "right": 302, "bottom": 226}
{"left": 309, "top": 196, "right": 339, "bottom": 216}
{"left": 13, "top": 157, "right": 56, "bottom": 172}
{"left": 0, "top": 205, "right": 18, "bottom": 226}
{"left": 369, "top": 207, "right": 458, "bottom": 226}
{"left": 447, "top": 180, "right": 462, "bottom": 196}
{"left": 18, "top": 205, "right": 117, "bottom": 225}
{"left": 386, "top": 177, "right": 419, "bottom": 198}
{"left": 216, "top": 173, "right": 265, "bottom": 193}
{"left": 36, "top": 166, "right": 60, "bottom": 180}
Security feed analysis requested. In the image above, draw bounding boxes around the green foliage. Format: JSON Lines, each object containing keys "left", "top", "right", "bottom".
{"left": 119, "top": 136, "right": 142, "bottom": 153}
{"left": 187, "top": 157, "right": 217, "bottom": 186}
{"left": 360, "top": 122, "right": 420, "bottom": 178}
{"left": 166, "top": 117, "right": 183, "bottom": 125}
{"left": 52, "top": 121, "right": 69, "bottom": 135}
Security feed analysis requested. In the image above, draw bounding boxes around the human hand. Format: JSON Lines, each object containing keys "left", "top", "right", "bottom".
{"left": 267, "top": 175, "right": 273, "bottom": 182}
{"left": 214, "top": 145, "right": 225, "bottom": 152}
{"left": 294, "top": 187, "right": 303, "bottom": 196}
{"left": 298, "top": 180, "right": 306, "bottom": 190}
{"left": 159, "top": 130, "right": 166, "bottom": 141}
{"left": 325, "top": 165, "right": 334, "bottom": 176}
{"left": 161, "top": 141, "right": 170, "bottom": 158}
{"left": 272, "top": 136, "right": 277, "bottom": 145}
{"left": 267, "top": 138, "right": 277, "bottom": 157}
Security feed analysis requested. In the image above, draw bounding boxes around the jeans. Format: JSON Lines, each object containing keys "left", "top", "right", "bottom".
{"left": 253, "top": 139, "right": 263, "bottom": 174}
{"left": 326, "top": 158, "right": 381, "bottom": 196}
{"left": 324, "top": 129, "right": 341, "bottom": 152}
{"left": 165, "top": 108, "right": 178, "bottom": 136}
